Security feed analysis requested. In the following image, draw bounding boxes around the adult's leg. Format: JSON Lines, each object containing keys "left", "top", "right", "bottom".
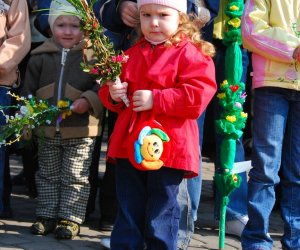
{"left": 0, "top": 87, "right": 11, "bottom": 213}
{"left": 280, "top": 90, "right": 300, "bottom": 249}
{"left": 242, "top": 87, "right": 287, "bottom": 250}
{"left": 177, "top": 179, "right": 193, "bottom": 250}
{"left": 99, "top": 110, "right": 118, "bottom": 228}
{"left": 177, "top": 112, "right": 205, "bottom": 250}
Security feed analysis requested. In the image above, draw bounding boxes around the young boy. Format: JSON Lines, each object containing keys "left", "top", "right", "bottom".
{"left": 22, "top": 0, "right": 103, "bottom": 240}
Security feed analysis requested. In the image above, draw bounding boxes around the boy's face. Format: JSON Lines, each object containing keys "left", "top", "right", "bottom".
{"left": 140, "top": 4, "right": 179, "bottom": 43}
{"left": 52, "top": 15, "right": 83, "bottom": 49}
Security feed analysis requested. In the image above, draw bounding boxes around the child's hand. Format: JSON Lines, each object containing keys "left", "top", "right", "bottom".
{"left": 293, "top": 45, "right": 300, "bottom": 63}
{"left": 119, "top": 1, "right": 139, "bottom": 28}
{"left": 71, "top": 98, "right": 90, "bottom": 114}
{"left": 106, "top": 80, "right": 128, "bottom": 103}
{"left": 132, "top": 90, "right": 153, "bottom": 112}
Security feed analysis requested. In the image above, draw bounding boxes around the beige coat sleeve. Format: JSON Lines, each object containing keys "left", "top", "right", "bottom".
{"left": 0, "top": 0, "right": 31, "bottom": 84}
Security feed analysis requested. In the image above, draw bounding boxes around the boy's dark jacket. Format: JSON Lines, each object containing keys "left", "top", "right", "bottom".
{"left": 22, "top": 38, "right": 104, "bottom": 139}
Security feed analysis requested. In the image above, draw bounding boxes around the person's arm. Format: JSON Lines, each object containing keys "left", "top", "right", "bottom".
{"left": 21, "top": 53, "right": 43, "bottom": 97}
{"left": 204, "top": 0, "right": 219, "bottom": 20}
{"left": 242, "top": 0, "right": 300, "bottom": 63}
{"left": 0, "top": 0, "right": 31, "bottom": 77}
{"left": 189, "top": 0, "right": 220, "bottom": 42}
{"left": 99, "top": 0, "right": 137, "bottom": 32}
{"left": 34, "top": 0, "right": 52, "bottom": 37}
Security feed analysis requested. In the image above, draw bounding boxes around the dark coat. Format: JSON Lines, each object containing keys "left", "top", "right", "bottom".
{"left": 22, "top": 38, "right": 104, "bottom": 139}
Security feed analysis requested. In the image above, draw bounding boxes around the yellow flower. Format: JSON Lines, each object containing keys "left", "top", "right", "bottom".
{"left": 226, "top": 115, "right": 236, "bottom": 122}
{"left": 228, "top": 18, "right": 241, "bottom": 28}
{"left": 217, "top": 93, "right": 226, "bottom": 99}
{"left": 15, "top": 95, "right": 21, "bottom": 101}
{"left": 241, "top": 112, "right": 248, "bottom": 118}
{"left": 221, "top": 80, "right": 228, "bottom": 88}
{"left": 230, "top": 5, "right": 239, "bottom": 11}
{"left": 62, "top": 110, "right": 72, "bottom": 119}
{"left": 57, "top": 100, "right": 69, "bottom": 108}
{"left": 28, "top": 105, "right": 34, "bottom": 114}
{"left": 38, "top": 102, "right": 48, "bottom": 109}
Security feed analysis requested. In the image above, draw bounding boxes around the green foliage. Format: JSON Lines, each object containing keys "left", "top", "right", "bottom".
{"left": 63, "top": 0, "right": 128, "bottom": 85}
{"left": 0, "top": 92, "right": 71, "bottom": 146}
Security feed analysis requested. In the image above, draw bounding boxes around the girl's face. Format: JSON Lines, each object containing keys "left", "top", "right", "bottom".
{"left": 52, "top": 15, "right": 83, "bottom": 49}
{"left": 140, "top": 4, "right": 180, "bottom": 43}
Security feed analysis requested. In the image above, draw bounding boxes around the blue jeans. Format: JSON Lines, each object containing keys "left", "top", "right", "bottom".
{"left": 241, "top": 87, "right": 300, "bottom": 250}
{"left": 177, "top": 112, "right": 205, "bottom": 250}
{"left": 111, "top": 159, "right": 184, "bottom": 250}
{"left": 0, "top": 87, "right": 11, "bottom": 213}
{"left": 213, "top": 43, "right": 249, "bottom": 221}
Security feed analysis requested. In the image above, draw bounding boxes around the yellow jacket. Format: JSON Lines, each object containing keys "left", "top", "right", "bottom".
{"left": 242, "top": 0, "right": 300, "bottom": 90}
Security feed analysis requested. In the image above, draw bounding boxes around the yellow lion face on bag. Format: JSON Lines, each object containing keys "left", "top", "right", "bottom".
{"left": 140, "top": 134, "right": 164, "bottom": 161}
{"left": 134, "top": 126, "right": 170, "bottom": 170}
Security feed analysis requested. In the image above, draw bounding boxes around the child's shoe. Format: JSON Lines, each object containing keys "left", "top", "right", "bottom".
{"left": 30, "top": 217, "right": 57, "bottom": 235}
{"left": 55, "top": 219, "right": 80, "bottom": 239}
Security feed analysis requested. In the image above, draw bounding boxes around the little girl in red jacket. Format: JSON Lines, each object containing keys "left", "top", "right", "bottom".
{"left": 99, "top": 0, "right": 217, "bottom": 249}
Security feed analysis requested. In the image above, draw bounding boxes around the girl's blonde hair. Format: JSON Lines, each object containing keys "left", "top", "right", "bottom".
{"left": 136, "top": 12, "right": 215, "bottom": 57}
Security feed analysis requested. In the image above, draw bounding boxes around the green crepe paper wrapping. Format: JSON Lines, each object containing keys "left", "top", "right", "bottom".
{"left": 215, "top": 80, "right": 247, "bottom": 140}
{"left": 225, "top": 1, "right": 244, "bottom": 17}
{"left": 225, "top": 42, "right": 242, "bottom": 84}
{"left": 220, "top": 139, "right": 236, "bottom": 170}
{"left": 214, "top": 172, "right": 241, "bottom": 198}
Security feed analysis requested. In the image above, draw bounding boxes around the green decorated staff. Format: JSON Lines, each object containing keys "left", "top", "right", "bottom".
{"left": 214, "top": 0, "right": 247, "bottom": 249}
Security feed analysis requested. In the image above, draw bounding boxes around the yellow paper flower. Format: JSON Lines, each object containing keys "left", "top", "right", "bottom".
{"left": 230, "top": 5, "right": 239, "bottom": 11}
{"left": 62, "top": 110, "right": 72, "bottom": 119}
{"left": 57, "top": 100, "right": 70, "bottom": 108}
{"left": 228, "top": 18, "right": 241, "bottom": 28}
{"left": 226, "top": 115, "right": 236, "bottom": 123}
{"left": 38, "top": 102, "right": 48, "bottom": 109}
{"left": 241, "top": 112, "right": 248, "bottom": 118}
{"left": 217, "top": 93, "right": 226, "bottom": 99}
{"left": 221, "top": 80, "right": 228, "bottom": 88}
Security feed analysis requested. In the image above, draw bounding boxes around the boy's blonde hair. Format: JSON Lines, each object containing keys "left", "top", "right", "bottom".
{"left": 136, "top": 12, "right": 215, "bottom": 57}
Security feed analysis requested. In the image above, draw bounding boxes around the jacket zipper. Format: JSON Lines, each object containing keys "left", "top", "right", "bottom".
{"left": 56, "top": 48, "right": 70, "bottom": 132}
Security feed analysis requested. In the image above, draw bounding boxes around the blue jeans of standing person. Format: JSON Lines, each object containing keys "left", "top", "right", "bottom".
{"left": 177, "top": 112, "right": 205, "bottom": 250}
{"left": 213, "top": 42, "right": 249, "bottom": 221}
{"left": 242, "top": 87, "right": 300, "bottom": 250}
{"left": 111, "top": 159, "right": 184, "bottom": 250}
{"left": 0, "top": 87, "right": 11, "bottom": 213}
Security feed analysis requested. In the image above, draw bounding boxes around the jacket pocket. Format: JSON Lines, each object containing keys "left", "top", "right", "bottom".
{"left": 36, "top": 83, "right": 55, "bottom": 99}
{"left": 65, "top": 83, "right": 83, "bottom": 101}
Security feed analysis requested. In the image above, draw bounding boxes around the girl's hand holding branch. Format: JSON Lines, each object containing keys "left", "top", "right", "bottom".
{"left": 107, "top": 80, "right": 128, "bottom": 103}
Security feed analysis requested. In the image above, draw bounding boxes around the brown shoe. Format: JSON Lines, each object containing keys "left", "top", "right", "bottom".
{"left": 30, "top": 217, "right": 57, "bottom": 235}
{"left": 55, "top": 219, "right": 80, "bottom": 239}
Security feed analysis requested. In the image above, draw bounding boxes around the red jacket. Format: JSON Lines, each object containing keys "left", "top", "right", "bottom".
{"left": 99, "top": 38, "right": 216, "bottom": 177}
